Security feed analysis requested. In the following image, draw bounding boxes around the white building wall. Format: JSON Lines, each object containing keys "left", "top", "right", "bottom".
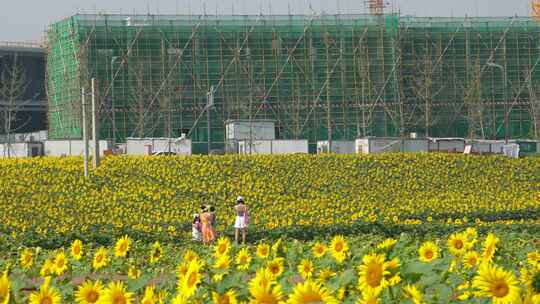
{"left": 44, "top": 140, "right": 112, "bottom": 156}
{"left": 126, "top": 138, "right": 192, "bottom": 155}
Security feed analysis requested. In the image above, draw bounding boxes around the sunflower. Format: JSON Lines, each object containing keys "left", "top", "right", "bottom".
{"left": 256, "top": 243, "right": 271, "bottom": 259}
{"left": 298, "top": 259, "right": 314, "bottom": 279}
{"left": 114, "top": 235, "right": 131, "bottom": 258}
{"left": 171, "top": 293, "right": 189, "bottom": 304}
{"left": 267, "top": 257, "right": 285, "bottom": 279}
{"left": 357, "top": 253, "right": 389, "bottom": 293}
{"left": 71, "top": 239, "right": 83, "bottom": 260}
{"left": 149, "top": 241, "right": 163, "bottom": 264}
{"left": 40, "top": 258, "right": 54, "bottom": 277}
{"left": 418, "top": 241, "right": 438, "bottom": 263}
{"left": 100, "top": 281, "right": 134, "bottom": 304}
{"left": 183, "top": 250, "right": 199, "bottom": 263}
{"left": 215, "top": 237, "right": 231, "bottom": 257}
{"left": 376, "top": 238, "right": 397, "bottom": 251}
{"left": 128, "top": 266, "right": 141, "bottom": 279}
{"left": 29, "top": 277, "right": 61, "bottom": 304}
{"left": 330, "top": 235, "right": 348, "bottom": 263}
{"left": 402, "top": 284, "right": 422, "bottom": 304}
{"left": 386, "top": 257, "right": 400, "bottom": 270}
{"left": 520, "top": 265, "right": 540, "bottom": 299}
{"left": 20, "top": 248, "right": 33, "bottom": 270}
{"left": 481, "top": 233, "right": 499, "bottom": 264}
{"left": 447, "top": 232, "right": 469, "bottom": 257}
{"left": 472, "top": 263, "right": 520, "bottom": 303}
{"left": 235, "top": 248, "right": 252, "bottom": 270}
{"left": 465, "top": 227, "right": 478, "bottom": 240}
{"left": 528, "top": 251, "right": 540, "bottom": 267}
{"left": 286, "top": 280, "right": 337, "bottom": 304}
{"left": 249, "top": 268, "right": 284, "bottom": 304}
{"left": 272, "top": 239, "right": 284, "bottom": 257}
{"left": 212, "top": 273, "right": 227, "bottom": 283}
{"left": 0, "top": 271, "right": 10, "bottom": 304}
{"left": 357, "top": 288, "right": 381, "bottom": 304}
{"left": 141, "top": 286, "right": 157, "bottom": 304}
{"left": 177, "top": 259, "right": 202, "bottom": 298}
{"left": 212, "top": 289, "right": 238, "bottom": 304}
{"left": 156, "top": 290, "right": 169, "bottom": 304}
{"left": 213, "top": 255, "right": 231, "bottom": 271}
{"left": 337, "top": 287, "right": 347, "bottom": 301}
{"left": 316, "top": 268, "right": 336, "bottom": 282}
{"left": 312, "top": 242, "right": 327, "bottom": 259}
{"left": 93, "top": 247, "right": 108, "bottom": 270}
{"left": 176, "top": 263, "right": 189, "bottom": 278}
{"left": 465, "top": 227, "right": 478, "bottom": 247}
{"left": 75, "top": 280, "right": 103, "bottom": 304}
{"left": 388, "top": 273, "right": 401, "bottom": 286}
{"left": 463, "top": 251, "right": 479, "bottom": 269}
{"left": 52, "top": 251, "right": 68, "bottom": 275}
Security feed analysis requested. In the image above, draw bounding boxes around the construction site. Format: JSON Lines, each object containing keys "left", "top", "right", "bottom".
{"left": 46, "top": 3, "right": 540, "bottom": 153}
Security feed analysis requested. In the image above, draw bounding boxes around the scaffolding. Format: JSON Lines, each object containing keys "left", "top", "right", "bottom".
{"left": 46, "top": 14, "right": 540, "bottom": 153}
{"left": 400, "top": 17, "right": 540, "bottom": 140}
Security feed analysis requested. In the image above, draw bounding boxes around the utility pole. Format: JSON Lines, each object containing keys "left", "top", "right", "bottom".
{"left": 206, "top": 86, "right": 214, "bottom": 154}
{"left": 82, "top": 87, "right": 89, "bottom": 177}
{"left": 91, "top": 78, "right": 100, "bottom": 168}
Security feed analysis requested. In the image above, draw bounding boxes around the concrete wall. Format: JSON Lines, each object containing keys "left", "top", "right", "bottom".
{"left": 125, "top": 138, "right": 192, "bottom": 155}
{"left": 238, "top": 140, "right": 308, "bottom": 154}
{"left": 0, "top": 142, "right": 42, "bottom": 158}
{"left": 356, "top": 138, "right": 402, "bottom": 154}
{"left": 44, "top": 140, "right": 112, "bottom": 156}
{"left": 403, "top": 139, "right": 429, "bottom": 152}
{"left": 428, "top": 138, "right": 465, "bottom": 152}
{"left": 225, "top": 120, "right": 275, "bottom": 140}
{"left": 317, "top": 141, "right": 355, "bottom": 154}
{"left": 356, "top": 138, "right": 428, "bottom": 154}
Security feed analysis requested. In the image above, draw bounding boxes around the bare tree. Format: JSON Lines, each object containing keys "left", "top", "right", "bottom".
{"left": 128, "top": 59, "right": 159, "bottom": 138}
{"left": 0, "top": 54, "right": 30, "bottom": 157}
{"left": 464, "top": 61, "right": 487, "bottom": 139}
{"left": 527, "top": 73, "right": 540, "bottom": 139}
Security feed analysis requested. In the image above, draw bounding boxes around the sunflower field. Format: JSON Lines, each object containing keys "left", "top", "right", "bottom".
{"left": 1, "top": 230, "right": 540, "bottom": 303}
{"left": 0, "top": 154, "right": 539, "bottom": 247}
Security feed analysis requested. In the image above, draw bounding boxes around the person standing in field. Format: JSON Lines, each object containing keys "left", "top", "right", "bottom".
{"left": 209, "top": 206, "right": 217, "bottom": 230}
{"left": 200, "top": 205, "right": 215, "bottom": 244}
{"left": 192, "top": 214, "right": 202, "bottom": 242}
{"left": 234, "top": 196, "right": 249, "bottom": 244}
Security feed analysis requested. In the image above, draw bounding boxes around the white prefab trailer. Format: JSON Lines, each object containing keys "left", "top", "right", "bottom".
{"left": 355, "top": 138, "right": 402, "bottom": 154}
{"left": 469, "top": 140, "right": 506, "bottom": 154}
{"left": 428, "top": 138, "right": 466, "bottom": 153}
{"left": 225, "top": 120, "right": 275, "bottom": 140}
{"left": 125, "top": 138, "right": 192, "bottom": 155}
{"left": 0, "top": 142, "right": 42, "bottom": 158}
{"left": 238, "top": 140, "right": 308, "bottom": 154}
{"left": 355, "top": 138, "right": 429, "bottom": 154}
{"left": 44, "top": 140, "right": 112, "bottom": 156}
{"left": 316, "top": 141, "right": 355, "bottom": 154}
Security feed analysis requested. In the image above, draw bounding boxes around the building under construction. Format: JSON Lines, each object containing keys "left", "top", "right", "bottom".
{"left": 47, "top": 14, "right": 540, "bottom": 153}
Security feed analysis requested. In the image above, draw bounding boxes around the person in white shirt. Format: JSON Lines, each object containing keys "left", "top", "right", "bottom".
{"left": 233, "top": 196, "right": 249, "bottom": 244}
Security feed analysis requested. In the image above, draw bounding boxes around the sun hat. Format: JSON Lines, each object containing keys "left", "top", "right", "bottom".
{"left": 236, "top": 196, "right": 244, "bottom": 202}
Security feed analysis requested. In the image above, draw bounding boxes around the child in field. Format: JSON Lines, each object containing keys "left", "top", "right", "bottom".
{"left": 192, "top": 214, "right": 202, "bottom": 242}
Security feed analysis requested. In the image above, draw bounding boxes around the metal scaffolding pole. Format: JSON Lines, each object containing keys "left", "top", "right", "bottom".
{"left": 82, "top": 87, "right": 89, "bottom": 177}
{"left": 91, "top": 78, "right": 100, "bottom": 168}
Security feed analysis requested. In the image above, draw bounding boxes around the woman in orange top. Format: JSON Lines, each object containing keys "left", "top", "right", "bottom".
{"left": 200, "top": 205, "right": 215, "bottom": 244}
